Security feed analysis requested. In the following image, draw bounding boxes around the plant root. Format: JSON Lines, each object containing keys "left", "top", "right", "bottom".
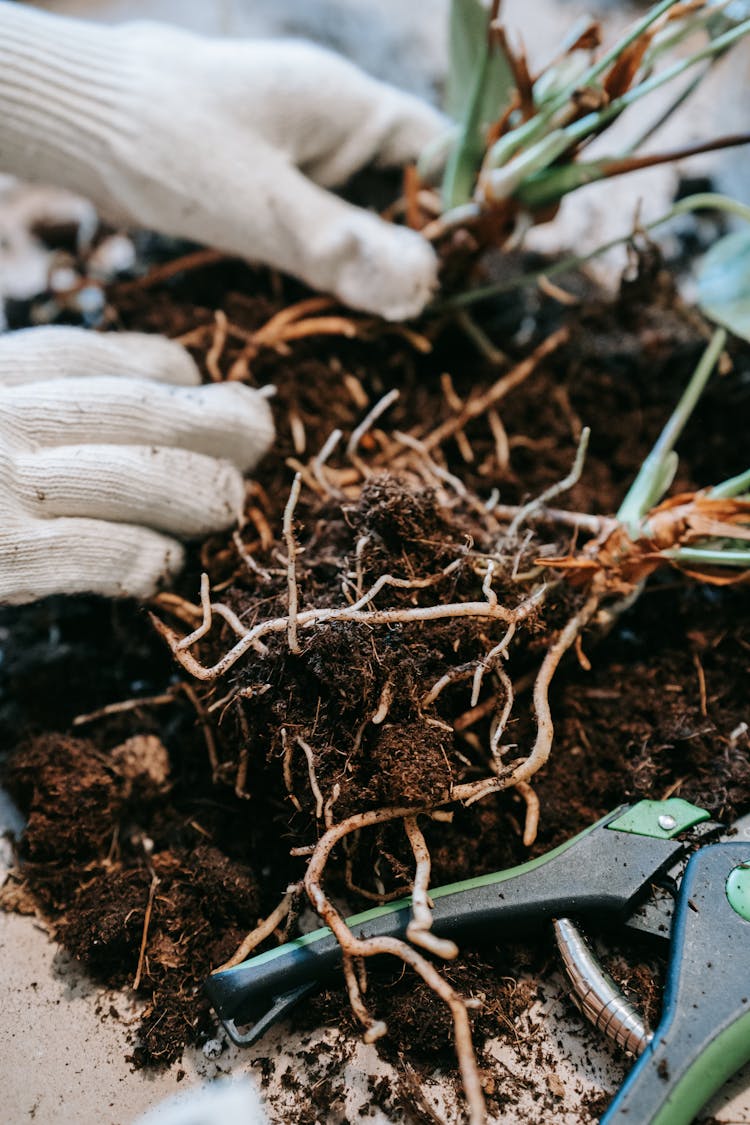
{"left": 150, "top": 582, "right": 545, "bottom": 683}
{"left": 214, "top": 884, "right": 301, "bottom": 974}
{"left": 514, "top": 781, "right": 541, "bottom": 848}
{"left": 283, "top": 473, "right": 303, "bottom": 654}
{"left": 404, "top": 815, "right": 459, "bottom": 960}
{"left": 510, "top": 586, "right": 604, "bottom": 799}
{"left": 133, "top": 872, "right": 160, "bottom": 992}
{"left": 302, "top": 788, "right": 506, "bottom": 1125}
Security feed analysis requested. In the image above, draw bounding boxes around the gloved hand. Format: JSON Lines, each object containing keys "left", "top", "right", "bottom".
{"left": 0, "top": 3, "right": 446, "bottom": 320}
{"left": 0, "top": 326, "right": 274, "bottom": 605}
{"left": 132, "top": 1079, "right": 268, "bottom": 1125}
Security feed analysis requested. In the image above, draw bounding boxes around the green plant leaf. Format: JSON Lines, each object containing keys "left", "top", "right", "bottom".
{"left": 616, "top": 328, "right": 726, "bottom": 534}
{"left": 666, "top": 546, "right": 750, "bottom": 569}
{"left": 515, "top": 159, "right": 608, "bottom": 210}
{"left": 446, "top": 0, "right": 513, "bottom": 126}
{"left": 443, "top": 0, "right": 513, "bottom": 208}
{"left": 446, "top": 0, "right": 492, "bottom": 120}
{"left": 697, "top": 228, "right": 750, "bottom": 341}
{"left": 711, "top": 467, "right": 750, "bottom": 499}
{"left": 483, "top": 0, "right": 680, "bottom": 171}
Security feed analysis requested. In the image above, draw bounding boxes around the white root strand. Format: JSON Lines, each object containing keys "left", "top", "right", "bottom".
{"left": 281, "top": 728, "right": 302, "bottom": 812}
{"left": 510, "top": 588, "right": 603, "bottom": 793}
{"left": 297, "top": 736, "right": 325, "bottom": 820}
{"left": 405, "top": 815, "right": 459, "bottom": 960}
{"left": 213, "top": 885, "right": 299, "bottom": 973}
{"left": 303, "top": 790, "right": 499, "bottom": 1125}
{"left": 348, "top": 388, "right": 400, "bottom": 460}
{"left": 515, "top": 781, "right": 541, "bottom": 848}
{"left": 152, "top": 584, "right": 545, "bottom": 683}
{"left": 508, "top": 426, "right": 590, "bottom": 538}
{"left": 489, "top": 666, "right": 515, "bottom": 767}
{"left": 312, "top": 428, "right": 343, "bottom": 495}
{"left": 342, "top": 954, "right": 387, "bottom": 1043}
{"left": 283, "top": 473, "right": 303, "bottom": 654}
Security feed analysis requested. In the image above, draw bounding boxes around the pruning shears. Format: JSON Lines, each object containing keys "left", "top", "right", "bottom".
{"left": 205, "top": 798, "right": 750, "bottom": 1124}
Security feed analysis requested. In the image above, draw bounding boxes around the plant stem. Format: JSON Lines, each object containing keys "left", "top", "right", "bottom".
{"left": 639, "top": 329, "right": 726, "bottom": 473}
{"left": 485, "top": 0, "right": 679, "bottom": 168}
{"left": 443, "top": 47, "right": 494, "bottom": 209}
{"left": 616, "top": 327, "right": 727, "bottom": 532}
{"left": 436, "top": 192, "right": 750, "bottom": 310}
{"left": 486, "top": 14, "right": 750, "bottom": 193}
{"left": 559, "top": 17, "right": 750, "bottom": 149}
{"left": 666, "top": 547, "right": 750, "bottom": 568}
{"left": 516, "top": 134, "right": 750, "bottom": 211}
{"left": 478, "top": 11, "right": 750, "bottom": 214}
{"left": 645, "top": 0, "right": 733, "bottom": 62}
{"left": 711, "top": 468, "right": 750, "bottom": 499}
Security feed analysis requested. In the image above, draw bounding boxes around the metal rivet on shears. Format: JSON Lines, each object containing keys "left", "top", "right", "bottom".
{"left": 658, "top": 814, "right": 677, "bottom": 831}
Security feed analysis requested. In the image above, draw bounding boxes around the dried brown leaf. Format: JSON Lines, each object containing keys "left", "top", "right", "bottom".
{"left": 603, "top": 31, "right": 653, "bottom": 99}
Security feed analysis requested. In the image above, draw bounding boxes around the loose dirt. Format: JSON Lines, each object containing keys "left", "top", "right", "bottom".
{"left": 1, "top": 227, "right": 748, "bottom": 1119}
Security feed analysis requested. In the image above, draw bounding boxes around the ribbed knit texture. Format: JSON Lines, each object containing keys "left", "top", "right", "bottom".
{"left": 0, "top": 327, "right": 200, "bottom": 386}
{"left": 0, "top": 3, "right": 444, "bottom": 318}
{"left": 0, "top": 326, "right": 275, "bottom": 603}
{"left": 0, "top": 2, "right": 137, "bottom": 199}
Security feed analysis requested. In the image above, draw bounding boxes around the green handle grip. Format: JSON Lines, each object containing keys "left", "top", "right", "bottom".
{"left": 206, "top": 803, "right": 694, "bottom": 1034}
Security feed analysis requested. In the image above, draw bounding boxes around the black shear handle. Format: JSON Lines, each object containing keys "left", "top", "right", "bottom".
{"left": 206, "top": 810, "right": 684, "bottom": 1030}
{"left": 603, "top": 842, "right": 750, "bottom": 1125}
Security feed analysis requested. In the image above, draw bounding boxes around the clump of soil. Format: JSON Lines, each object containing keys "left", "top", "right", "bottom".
{"left": 2, "top": 233, "right": 749, "bottom": 1109}
{"left": 3, "top": 732, "right": 260, "bottom": 1065}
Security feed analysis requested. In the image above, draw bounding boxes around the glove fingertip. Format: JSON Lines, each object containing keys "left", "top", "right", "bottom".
{"left": 212, "top": 460, "right": 246, "bottom": 529}
{"left": 119, "top": 333, "right": 202, "bottom": 387}
{"left": 89, "top": 525, "right": 185, "bottom": 601}
{"left": 232, "top": 385, "right": 276, "bottom": 471}
{"left": 140, "top": 536, "right": 185, "bottom": 597}
{"left": 335, "top": 221, "right": 438, "bottom": 321}
{"left": 0, "top": 518, "right": 186, "bottom": 604}
{"left": 377, "top": 98, "right": 450, "bottom": 168}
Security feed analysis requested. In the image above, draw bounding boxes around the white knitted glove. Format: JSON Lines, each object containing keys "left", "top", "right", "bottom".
{"left": 0, "top": 3, "right": 445, "bottom": 320}
{"left": 132, "top": 1079, "right": 268, "bottom": 1125}
{"left": 0, "top": 326, "right": 274, "bottom": 605}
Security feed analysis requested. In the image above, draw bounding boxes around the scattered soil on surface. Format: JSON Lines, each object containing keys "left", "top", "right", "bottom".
{"left": 1, "top": 228, "right": 749, "bottom": 1120}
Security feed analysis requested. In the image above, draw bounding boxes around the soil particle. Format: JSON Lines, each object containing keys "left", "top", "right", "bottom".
{"left": 4, "top": 732, "right": 261, "bottom": 1066}
{"left": 4, "top": 734, "right": 126, "bottom": 865}
{"left": 370, "top": 721, "right": 453, "bottom": 806}
{"left": 350, "top": 475, "right": 444, "bottom": 557}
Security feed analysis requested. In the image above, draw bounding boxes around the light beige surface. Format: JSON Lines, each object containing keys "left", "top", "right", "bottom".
{"left": 0, "top": 896, "right": 612, "bottom": 1124}
{"left": 4, "top": 894, "right": 750, "bottom": 1124}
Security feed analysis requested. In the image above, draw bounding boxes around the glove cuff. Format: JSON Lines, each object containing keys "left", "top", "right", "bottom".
{"left": 0, "top": 3, "right": 138, "bottom": 204}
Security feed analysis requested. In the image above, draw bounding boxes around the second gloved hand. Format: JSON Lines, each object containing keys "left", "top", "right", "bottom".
{"left": 0, "top": 4, "right": 447, "bottom": 320}
{"left": 0, "top": 326, "right": 274, "bottom": 605}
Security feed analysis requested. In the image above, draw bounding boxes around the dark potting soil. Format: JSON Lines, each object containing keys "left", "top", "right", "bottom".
{"left": 1, "top": 234, "right": 749, "bottom": 1118}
